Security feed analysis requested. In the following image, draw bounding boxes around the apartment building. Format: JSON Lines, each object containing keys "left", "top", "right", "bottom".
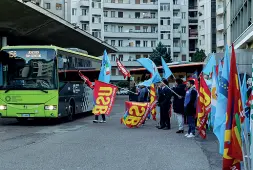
{"left": 217, "top": 0, "right": 253, "bottom": 52}
{"left": 188, "top": 0, "right": 198, "bottom": 58}
{"left": 198, "top": 0, "right": 216, "bottom": 55}
{"left": 39, "top": 0, "right": 189, "bottom": 81}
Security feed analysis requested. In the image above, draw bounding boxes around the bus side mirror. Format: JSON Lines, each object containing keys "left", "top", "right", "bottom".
{"left": 0, "top": 50, "right": 10, "bottom": 64}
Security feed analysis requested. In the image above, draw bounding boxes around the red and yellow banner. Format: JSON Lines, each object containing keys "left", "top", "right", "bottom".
{"left": 150, "top": 84, "right": 157, "bottom": 120}
{"left": 121, "top": 102, "right": 150, "bottom": 128}
{"left": 197, "top": 74, "right": 211, "bottom": 139}
{"left": 92, "top": 80, "right": 117, "bottom": 116}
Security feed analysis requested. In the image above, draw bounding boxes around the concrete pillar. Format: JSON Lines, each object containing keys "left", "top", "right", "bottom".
{"left": 1, "top": 37, "right": 7, "bottom": 47}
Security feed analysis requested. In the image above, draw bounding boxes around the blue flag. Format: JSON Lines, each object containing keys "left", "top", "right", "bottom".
{"left": 137, "top": 58, "right": 162, "bottom": 86}
{"left": 203, "top": 53, "right": 216, "bottom": 76}
{"left": 161, "top": 57, "right": 173, "bottom": 79}
{"left": 98, "top": 50, "right": 111, "bottom": 83}
{"left": 213, "top": 45, "right": 230, "bottom": 155}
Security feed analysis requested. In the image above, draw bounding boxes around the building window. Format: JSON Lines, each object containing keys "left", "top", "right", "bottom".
{"left": 135, "top": 12, "right": 140, "bottom": 18}
{"left": 167, "top": 18, "right": 171, "bottom": 25}
{"left": 135, "top": 41, "right": 141, "bottom": 47}
{"left": 161, "top": 31, "right": 170, "bottom": 39}
{"left": 181, "top": 40, "right": 186, "bottom": 47}
{"left": 143, "top": 41, "right": 148, "bottom": 47}
{"left": 45, "top": 3, "right": 50, "bottom": 9}
{"left": 143, "top": 0, "right": 148, "bottom": 3}
{"left": 118, "top": 12, "right": 123, "bottom": 18}
{"left": 143, "top": 26, "right": 148, "bottom": 32}
{"left": 160, "top": 20, "right": 163, "bottom": 25}
{"left": 92, "top": 15, "right": 101, "bottom": 23}
{"left": 151, "top": 41, "right": 156, "bottom": 47}
{"left": 82, "top": 24, "right": 87, "bottom": 31}
{"left": 135, "top": 26, "right": 141, "bottom": 31}
{"left": 182, "top": 55, "right": 186, "bottom": 61}
{"left": 118, "top": 40, "right": 123, "bottom": 47}
{"left": 72, "top": 8, "right": 77, "bottom": 15}
{"left": 111, "top": 69, "right": 116, "bottom": 76}
{"left": 182, "top": 12, "right": 186, "bottom": 19}
{"left": 118, "top": 54, "right": 123, "bottom": 61}
{"left": 111, "top": 40, "right": 115, "bottom": 46}
{"left": 161, "top": 34, "right": 164, "bottom": 39}
{"left": 151, "top": 26, "right": 156, "bottom": 33}
{"left": 181, "top": 26, "right": 186, "bottom": 33}
{"left": 111, "top": 54, "right": 116, "bottom": 61}
{"left": 143, "top": 55, "right": 148, "bottom": 58}
{"left": 56, "top": 3, "right": 62, "bottom": 10}
{"left": 104, "top": 25, "right": 108, "bottom": 31}
{"left": 104, "top": 11, "right": 108, "bottom": 17}
{"left": 160, "top": 3, "right": 170, "bottom": 11}
{"left": 111, "top": 25, "right": 116, "bottom": 32}
{"left": 151, "top": 13, "right": 155, "bottom": 18}
{"left": 92, "top": 29, "right": 101, "bottom": 38}
{"left": 136, "top": 55, "right": 141, "bottom": 59}
{"left": 82, "top": 9, "right": 88, "bottom": 16}
{"left": 111, "top": 11, "right": 115, "bottom": 17}
{"left": 118, "top": 26, "right": 123, "bottom": 32}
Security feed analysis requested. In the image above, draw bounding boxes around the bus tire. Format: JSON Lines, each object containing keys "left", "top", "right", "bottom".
{"left": 67, "top": 100, "right": 75, "bottom": 121}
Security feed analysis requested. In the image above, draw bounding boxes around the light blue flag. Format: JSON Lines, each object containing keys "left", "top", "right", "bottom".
{"left": 161, "top": 57, "right": 173, "bottom": 79}
{"left": 98, "top": 50, "right": 111, "bottom": 83}
{"left": 210, "top": 67, "right": 218, "bottom": 128}
{"left": 137, "top": 58, "right": 162, "bottom": 84}
{"left": 203, "top": 53, "right": 216, "bottom": 75}
{"left": 218, "top": 59, "right": 223, "bottom": 84}
{"left": 213, "top": 45, "right": 230, "bottom": 155}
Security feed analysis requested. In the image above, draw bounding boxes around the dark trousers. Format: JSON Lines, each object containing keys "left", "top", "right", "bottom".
{"left": 95, "top": 114, "right": 106, "bottom": 121}
{"left": 187, "top": 115, "right": 195, "bottom": 135}
{"left": 160, "top": 105, "right": 170, "bottom": 128}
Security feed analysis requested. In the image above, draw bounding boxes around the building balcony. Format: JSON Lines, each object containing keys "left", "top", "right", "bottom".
{"left": 189, "top": 5, "right": 198, "bottom": 11}
{"left": 217, "top": 39, "right": 224, "bottom": 47}
{"left": 217, "top": 23, "right": 224, "bottom": 31}
{"left": 199, "top": 0, "right": 204, "bottom": 7}
{"left": 79, "top": 15, "right": 89, "bottom": 22}
{"left": 103, "top": 0, "right": 158, "bottom": 10}
{"left": 173, "top": 4, "right": 180, "bottom": 10}
{"left": 104, "top": 17, "right": 158, "bottom": 24}
{"left": 173, "top": 46, "right": 181, "bottom": 53}
{"left": 216, "top": 5, "right": 224, "bottom": 16}
{"left": 80, "top": 0, "right": 89, "bottom": 7}
{"left": 111, "top": 61, "right": 140, "bottom": 67}
{"left": 104, "top": 31, "right": 157, "bottom": 38}
{"left": 173, "top": 30, "right": 181, "bottom": 38}
{"left": 91, "top": 23, "right": 102, "bottom": 29}
{"left": 173, "top": 17, "right": 181, "bottom": 24}
{"left": 189, "top": 48, "right": 196, "bottom": 53}
{"left": 199, "top": 29, "right": 205, "bottom": 36}
{"left": 189, "top": 34, "right": 198, "bottom": 39}
{"left": 90, "top": 8, "right": 102, "bottom": 14}
{"left": 116, "top": 46, "right": 153, "bottom": 53}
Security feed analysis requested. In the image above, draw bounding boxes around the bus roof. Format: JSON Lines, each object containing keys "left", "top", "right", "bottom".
{"left": 130, "top": 62, "right": 205, "bottom": 72}
{"left": 1, "top": 45, "right": 102, "bottom": 61}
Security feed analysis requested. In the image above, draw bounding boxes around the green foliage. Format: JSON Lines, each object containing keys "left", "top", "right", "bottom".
{"left": 149, "top": 42, "right": 172, "bottom": 66}
{"left": 191, "top": 49, "right": 206, "bottom": 62}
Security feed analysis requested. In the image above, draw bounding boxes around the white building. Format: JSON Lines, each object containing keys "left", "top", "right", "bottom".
{"left": 37, "top": 0, "right": 190, "bottom": 81}
{"left": 198, "top": 0, "right": 216, "bottom": 56}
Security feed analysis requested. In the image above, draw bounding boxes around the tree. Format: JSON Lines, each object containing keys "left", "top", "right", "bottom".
{"left": 191, "top": 49, "right": 206, "bottom": 62}
{"left": 149, "top": 42, "right": 172, "bottom": 66}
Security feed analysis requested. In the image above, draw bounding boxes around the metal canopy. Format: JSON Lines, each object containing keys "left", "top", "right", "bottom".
{"left": 0, "top": 0, "right": 117, "bottom": 56}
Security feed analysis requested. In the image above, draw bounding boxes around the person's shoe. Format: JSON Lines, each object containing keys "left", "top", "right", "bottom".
{"left": 162, "top": 127, "right": 170, "bottom": 130}
{"left": 93, "top": 120, "right": 98, "bottom": 123}
{"left": 187, "top": 133, "right": 195, "bottom": 138}
{"left": 157, "top": 126, "right": 165, "bottom": 129}
{"left": 100, "top": 120, "right": 106, "bottom": 123}
{"left": 176, "top": 130, "right": 184, "bottom": 133}
{"left": 184, "top": 133, "right": 190, "bottom": 137}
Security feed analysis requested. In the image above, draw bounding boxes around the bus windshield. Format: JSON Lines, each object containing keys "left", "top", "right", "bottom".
{"left": 0, "top": 49, "right": 57, "bottom": 90}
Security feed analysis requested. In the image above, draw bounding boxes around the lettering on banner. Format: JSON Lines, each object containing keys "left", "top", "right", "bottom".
{"left": 124, "top": 103, "right": 148, "bottom": 127}
{"left": 93, "top": 86, "right": 113, "bottom": 115}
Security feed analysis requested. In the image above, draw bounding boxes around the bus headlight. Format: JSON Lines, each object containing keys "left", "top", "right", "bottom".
{"left": 0, "top": 105, "right": 7, "bottom": 110}
{"left": 44, "top": 105, "right": 57, "bottom": 110}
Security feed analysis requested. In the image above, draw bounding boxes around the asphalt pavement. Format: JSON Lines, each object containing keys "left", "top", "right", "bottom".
{"left": 0, "top": 96, "right": 221, "bottom": 170}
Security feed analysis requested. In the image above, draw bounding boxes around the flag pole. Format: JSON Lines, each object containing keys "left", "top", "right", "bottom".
{"left": 161, "top": 81, "right": 181, "bottom": 98}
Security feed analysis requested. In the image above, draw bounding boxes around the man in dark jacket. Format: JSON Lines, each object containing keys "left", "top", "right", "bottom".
{"left": 157, "top": 79, "right": 172, "bottom": 130}
{"left": 172, "top": 78, "right": 186, "bottom": 133}
{"left": 184, "top": 80, "right": 197, "bottom": 138}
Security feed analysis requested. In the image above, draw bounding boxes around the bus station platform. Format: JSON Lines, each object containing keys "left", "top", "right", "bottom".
{"left": 0, "top": 0, "right": 117, "bottom": 56}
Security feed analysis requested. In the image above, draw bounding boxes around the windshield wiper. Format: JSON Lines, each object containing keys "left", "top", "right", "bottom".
{"left": 35, "top": 88, "right": 48, "bottom": 93}
{"left": 4, "top": 85, "right": 24, "bottom": 93}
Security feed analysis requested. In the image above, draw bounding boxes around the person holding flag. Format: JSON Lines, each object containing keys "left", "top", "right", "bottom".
{"left": 93, "top": 50, "right": 111, "bottom": 123}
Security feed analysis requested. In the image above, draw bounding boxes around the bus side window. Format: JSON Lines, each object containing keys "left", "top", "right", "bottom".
{"left": 58, "top": 55, "right": 64, "bottom": 69}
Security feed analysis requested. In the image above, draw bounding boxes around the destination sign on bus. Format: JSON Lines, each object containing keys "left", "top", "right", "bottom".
{"left": 26, "top": 51, "right": 41, "bottom": 58}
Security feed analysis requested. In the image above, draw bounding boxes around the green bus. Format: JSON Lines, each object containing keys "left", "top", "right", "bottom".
{"left": 0, "top": 45, "right": 101, "bottom": 122}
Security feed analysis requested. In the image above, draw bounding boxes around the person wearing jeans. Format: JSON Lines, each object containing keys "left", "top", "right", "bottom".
{"left": 172, "top": 78, "right": 186, "bottom": 133}
{"left": 184, "top": 80, "right": 197, "bottom": 138}
{"left": 93, "top": 114, "right": 106, "bottom": 123}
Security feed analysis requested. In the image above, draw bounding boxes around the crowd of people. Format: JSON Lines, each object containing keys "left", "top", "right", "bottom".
{"left": 94, "top": 76, "right": 252, "bottom": 138}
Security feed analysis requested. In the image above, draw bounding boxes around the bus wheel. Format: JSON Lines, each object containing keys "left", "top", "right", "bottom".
{"left": 16, "top": 118, "right": 28, "bottom": 123}
{"left": 67, "top": 102, "right": 75, "bottom": 121}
